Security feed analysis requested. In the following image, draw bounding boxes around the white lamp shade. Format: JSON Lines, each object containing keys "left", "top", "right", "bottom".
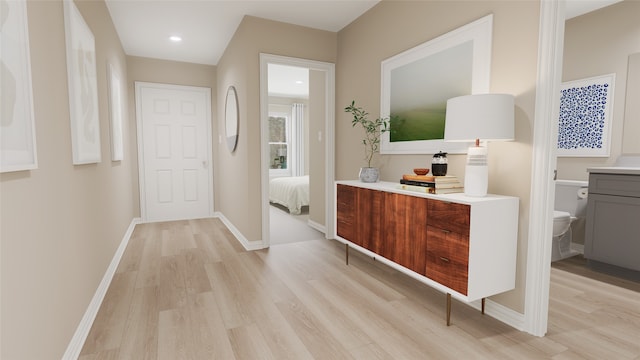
{"left": 444, "top": 94, "right": 515, "bottom": 142}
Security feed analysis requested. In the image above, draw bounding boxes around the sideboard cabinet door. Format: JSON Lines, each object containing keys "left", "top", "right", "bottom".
{"left": 384, "top": 192, "right": 428, "bottom": 275}
{"left": 336, "top": 184, "right": 384, "bottom": 251}
{"left": 336, "top": 184, "right": 357, "bottom": 243}
{"left": 357, "top": 187, "right": 385, "bottom": 254}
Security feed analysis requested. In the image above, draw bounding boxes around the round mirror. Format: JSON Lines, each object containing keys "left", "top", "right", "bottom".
{"left": 225, "top": 86, "right": 239, "bottom": 152}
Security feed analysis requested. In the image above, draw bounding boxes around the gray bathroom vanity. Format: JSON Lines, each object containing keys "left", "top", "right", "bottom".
{"left": 585, "top": 167, "right": 640, "bottom": 279}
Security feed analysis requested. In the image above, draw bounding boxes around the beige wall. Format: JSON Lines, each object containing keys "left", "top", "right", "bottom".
{"left": 126, "top": 56, "right": 217, "bottom": 213}
{"left": 0, "top": 1, "right": 135, "bottom": 358}
{"left": 558, "top": 0, "right": 640, "bottom": 180}
{"left": 624, "top": 53, "right": 640, "bottom": 153}
{"left": 336, "top": 0, "right": 541, "bottom": 313}
{"left": 216, "top": 16, "right": 337, "bottom": 242}
{"left": 309, "top": 69, "right": 327, "bottom": 226}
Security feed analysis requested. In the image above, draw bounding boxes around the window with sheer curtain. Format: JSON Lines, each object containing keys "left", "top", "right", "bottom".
{"left": 269, "top": 113, "right": 290, "bottom": 176}
{"left": 269, "top": 103, "right": 305, "bottom": 177}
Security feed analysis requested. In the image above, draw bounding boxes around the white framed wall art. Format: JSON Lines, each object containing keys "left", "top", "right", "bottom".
{"left": 1, "top": 0, "right": 38, "bottom": 173}
{"left": 64, "top": 0, "right": 101, "bottom": 164}
{"left": 557, "top": 73, "right": 615, "bottom": 157}
{"left": 380, "top": 14, "right": 493, "bottom": 155}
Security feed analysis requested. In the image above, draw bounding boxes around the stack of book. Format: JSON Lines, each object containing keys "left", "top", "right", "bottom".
{"left": 398, "top": 174, "right": 464, "bottom": 194}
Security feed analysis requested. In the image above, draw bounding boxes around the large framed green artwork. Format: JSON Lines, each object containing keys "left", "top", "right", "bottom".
{"left": 380, "top": 14, "right": 493, "bottom": 154}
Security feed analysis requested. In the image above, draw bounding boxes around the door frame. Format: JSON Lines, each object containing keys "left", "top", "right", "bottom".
{"left": 259, "top": 54, "right": 336, "bottom": 246}
{"left": 524, "top": 0, "right": 565, "bottom": 336}
{"left": 135, "top": 81, "right": 214, "bottom": 222}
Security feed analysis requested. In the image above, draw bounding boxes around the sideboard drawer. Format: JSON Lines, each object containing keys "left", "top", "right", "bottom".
{"left": 426, "top": 200, "right": 470, "bottom": 236}
{"left": 425, "top": 225, "right": 469, "bottom": 295}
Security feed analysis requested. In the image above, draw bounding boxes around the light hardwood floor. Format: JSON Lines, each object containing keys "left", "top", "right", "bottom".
{"left": 79, "top": 218, "right": 640, "bottom": 359}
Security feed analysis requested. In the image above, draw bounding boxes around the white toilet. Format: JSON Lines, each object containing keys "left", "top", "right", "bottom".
{"left": 552, "top": 180, "right": 589, "bottom": 262}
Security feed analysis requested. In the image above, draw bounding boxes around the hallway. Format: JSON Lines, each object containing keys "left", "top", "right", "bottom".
{"left": 79, "top": 218, "right": 640, "bottom": 359}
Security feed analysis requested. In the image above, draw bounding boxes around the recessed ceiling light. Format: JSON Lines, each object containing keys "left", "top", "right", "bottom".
{"left": 295, "top": 80, "right": 303, "bottom": 84}
{"left": 169, "top": 36, "right": 182, "bottom": 42}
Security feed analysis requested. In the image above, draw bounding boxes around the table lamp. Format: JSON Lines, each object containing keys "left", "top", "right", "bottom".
{"left": 444, "top": 94, "right": 514, "bottom": 197}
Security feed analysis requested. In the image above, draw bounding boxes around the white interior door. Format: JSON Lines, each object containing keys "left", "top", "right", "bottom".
{"left": 136, "top": 82, "right": 213, "bottom": 222}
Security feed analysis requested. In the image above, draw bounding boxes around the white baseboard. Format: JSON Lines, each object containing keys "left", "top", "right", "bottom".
{"left": 570, "top": 243, "right": 584, "bottom": 254}
{"left": 307, "top": 219, "right": 326, "bottom": 235}
{"left": 62, "top": 218, "right": 141, "bottom": 360}
{"left": 213, "top": 212, "right": 267, "bottom": 251}
{"left": 467, "top": 298, "right": 526, "bottom": 331}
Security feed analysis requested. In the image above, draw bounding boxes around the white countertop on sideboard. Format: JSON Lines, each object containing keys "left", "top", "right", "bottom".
{"left": 336, "top": 180, "right": 517, "bottom": 205}
{"left": 587, "top": 167, "right": 640, "bottom": 176}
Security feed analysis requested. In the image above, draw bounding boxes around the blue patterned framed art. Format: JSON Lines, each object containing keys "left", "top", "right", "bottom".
{"left": 557, "top": 74, "right": 615, "bottom": 157}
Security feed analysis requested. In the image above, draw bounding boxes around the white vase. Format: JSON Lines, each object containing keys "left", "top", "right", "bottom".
{"left": 359, "top": 167, "right": 379, "bottom": 183}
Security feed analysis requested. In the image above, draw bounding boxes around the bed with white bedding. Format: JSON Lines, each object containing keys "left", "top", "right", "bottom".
{"left": 269, "top": 175, "right": 309, "bottom": 215}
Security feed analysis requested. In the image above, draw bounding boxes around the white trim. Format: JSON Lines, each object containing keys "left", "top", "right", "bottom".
{"left": 470, "top": 299, "right": 526, "bottom": 331}
{"left": 308, "top": 219, "right": 326, "bottom": 234}
{"left": 571, "top": 243, "right": 584, "bottom": 254}
{"left": 524, "top": 0, "right": 566, "bottom": 337}
{"left": 213, "top": 212, "right": 267, "bottom": 251}
{"left": 62, "top": 218, "right": 141, "bottom": 359}
{"left": 260, "top": 54, "right": 336, "bottom": 246}
{"left": 135, "top": 82, "right": 214, "bottom": 222}
{"left": 260, "top": 57, "right": 270, "bottom": 246}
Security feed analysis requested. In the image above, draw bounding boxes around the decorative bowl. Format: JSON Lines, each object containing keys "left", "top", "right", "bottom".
{"left": 413, "top": 168, "right": 430, "bottom": 176}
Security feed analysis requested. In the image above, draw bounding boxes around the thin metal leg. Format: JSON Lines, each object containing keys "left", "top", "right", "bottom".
{"left": 345, "top": 243, "right": 349, "bottom": 265}
{"left": 481, "top": 298, "right": 486, "bottom": 315}
{"left": 446, "top": 293, "right": 451, "bottom": 326}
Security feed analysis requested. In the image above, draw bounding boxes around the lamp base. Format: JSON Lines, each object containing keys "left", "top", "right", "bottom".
{"left": 464, "top": 145, "right": 488, "bottom": 197}
{"left": 464, "top": 165, "right": 488, "bottom": 197}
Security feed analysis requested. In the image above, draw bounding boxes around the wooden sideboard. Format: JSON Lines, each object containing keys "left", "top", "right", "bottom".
{"left": 335, "top": 181, "right": 519, "bottom": 324}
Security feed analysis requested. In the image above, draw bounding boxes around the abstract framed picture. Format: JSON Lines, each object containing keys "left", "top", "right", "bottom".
{"left": 1, "top": 0, "right": 38, "bottom": 173}
{"left": 64, "top": 0, "right": 101, "bottom": 164}
{"left": 380, "top": 14, "right": 493, "bottom": 155}
{"left": 107, "top": 63, "right": 124, "bottom": 161}
{"left": 557, "top": 74, "right": 615, "bottom": 157}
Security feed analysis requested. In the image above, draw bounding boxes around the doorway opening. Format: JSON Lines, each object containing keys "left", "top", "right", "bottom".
{"left": 259, "top": 54, "right": 335, "bottom": 247}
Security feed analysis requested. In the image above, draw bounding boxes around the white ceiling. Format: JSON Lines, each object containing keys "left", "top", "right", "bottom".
{"left": 104, "top": 0, "right": 622, "bottom": 97}
{"left": 565, "top": 0, "right": 622, "bottom": 19}
{"left": 105, "top": 0, "right": 380, "bottom": 66}
{"left": 268, "top": 63, "right": 309, "bottom": 98}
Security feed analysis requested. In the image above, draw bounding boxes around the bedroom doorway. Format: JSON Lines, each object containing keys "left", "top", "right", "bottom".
{"left": 259, "top": 54, "right": 335, "bottom": 247}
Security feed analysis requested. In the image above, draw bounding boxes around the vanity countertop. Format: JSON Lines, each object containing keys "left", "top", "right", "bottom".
{"left": 587, "top": 167, "right": 640, "bottom": 176}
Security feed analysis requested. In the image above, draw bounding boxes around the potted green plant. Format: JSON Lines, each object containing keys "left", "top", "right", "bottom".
{"left": 344, "top": 101, "right": 389, "bottom": 182}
